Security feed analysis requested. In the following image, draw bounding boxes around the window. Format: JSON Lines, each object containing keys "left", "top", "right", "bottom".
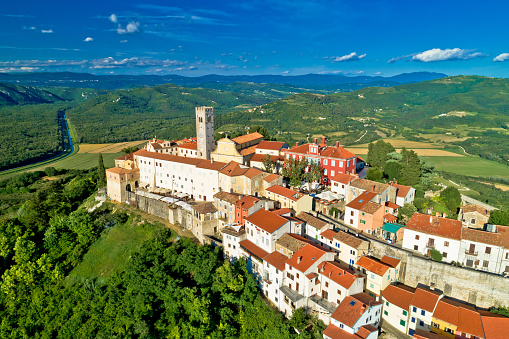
{"left": 337, "top": 290, "right": 342, "bottom": 295}
{"left": 486, "top": 247, "right": 491, "bottom": 254}
{"left": 360, "top": 220, "right": 366, "bottom": 224}
{"left": 403, "top": 310, "right": 407, "bottom": 316}
{"left": 421, "top": 310, "right": 425, "bottom": 316}
{"left": 351, "top": 211, "right": 354, "bottom": 216}
{"left": 483, "top": 260, "right": 489, "bottom": 268}
{"left": 287, "top": 273, "right": 294, "bottom": 280}
{"left": 443, "top": 252, "right": 447, "bottom": 259}
{"left": 385, "top": 301, "right": 389, "bottom": 306}
{"left": 370, "top": 283, "right": 374, "bottom": 288}
{"left": 419, "top": 320, "right": 424, "bottom": 326}
{"left": 384, "top": 310, "right": 388, "bottom": 316}
{"left": 371, "top": 274, "right": 375, "bottom": 279}
{"left": 339, "top": 324, "right": 344, "bottom": 329}
{"left": 400, "top": 319, "right": 406, "bottom": 327}
{"left": 415, "top": 235, "right": 420, "bottom": 240}
{"left": 323, "top": 159, "right": 327, "bottom": 165}
{"left": 411, "top": 317, "right": 415, "bottom": 323}
{"left": 471, "top": 218, "right": 476, "bottom": 224}
{"left": 414, "top": 245, "right": 419, "bottom": 251}
{"left": 325, "top": 282, "right": 329, "bottom": 287}
{"left": 466, "top": 259, "right": 473, "bottom": 267}
{"left": 296, "top": 273, "right": 299, "bottom": 279}
{"left": 432, "top": 322, "right": 439, "bottom": 328}
{"left": 444, "top": 241, "right": 449, "bottom": 247}
{"left": 412, "top": 307, "right": 417, "bottom": 312}
{"left": 331, "top": 160, "right": 335, "bottom": 166}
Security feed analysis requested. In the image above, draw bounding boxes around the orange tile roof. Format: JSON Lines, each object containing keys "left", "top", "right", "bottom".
{"left": 480, "top": 312, "right": 509, "bottom": 339}
{"left": 331, "top": 230, "right": 366, "bottom": 249}
{"left": 320, "top": 146, "right": 357, "bottom": 160}
{"left": 331, "top": 293, "right": 381, "bottom": 327}
{"left": 461, "top": 204, "right": 490, "bottom": 217}
{"left": 385, "top": 201, "right": 400, "bottom": 209}
{"left": 134, "top": 149, "right": 202, "bottom": 165}
{"left": 330, "top": 173, "right": 356, "bottom": 185}
{"left": 380, "top": 255, "right": 401, "bottom": 268}
{"left": 462, "top": 227, "right": 503, "bottom": 247}
{"left": 115, "top": 153, "right": 135, "bottom": 161}
{"left": 263, "top": 173, "right": 281, "bottom": 182}
{"left": 245, "top": 208, "right": 288, "bottom": 233}
{"left": 150, "top": 143, "right": 163, "bottom": 149}
{"left": 106, "top": 167, "right": 139, "bottom": 174}
{"left": 356, "top": 256, "right": 390, "bottom": 276}
{"left": 235, "top": 195, "right": 260, "bottom": 210}
{"left": 432, "top": 298, "right": 460, "bottom": 327}
{"left": 266, "top": 185, "right": 304, "bottom": 201}
{"left": 350, "top": 178, "right": 390, "bottom": 194}
{"left": 346, "top": 191, "right": 378, "bottom": 211}
{"left": 391, "top": 182, "right": 413, "bottom": 198}
{"left": 496, "top": 225, "right": 509, "bottom": 248}
{"left": 178, "top": 142, "right": 197, "bottom": 150}
{"left": 271, "top": 208, "right": 293, "bottom": 216}
{"left": 239, "top": 239, "right": 269, "bottom": 260}
{"left": 263, "top": 251, "right": 287, "bottom": 271}
{"left": 320, "top": 229, "right": 337, "bottom": 241}
{"left": 382, "top": 284, "right": 416, "bottom": 310}
{"left": 457, "top": 305, "right": 485, "bottom": 338}
{"left": 384, "top": 213, "right": 398, "bottom": 222}
{"left": 286, "top": 244, "right": 328, "bottom": 273}
{"left": 356, "top": 325, "right": 377, "bottom": 339}
{"left": 275, "top": 233, "right": 316, "bottom": 255}
{"left": 296, "top": 212, "right": 327, "bottom": 229}
{"left": 219, "top": 161, "right": 247, "bottom": 177}
{"left": 195, "top": 159, "right": 228, "bottom": 171}
{"left": 243, "top": 167, "right": 263, "bottom": 179}
{"left": 239, "top": 144, "right": 257, "bottom": 156}
{"left": 317, "top": 261, "right": 358, "bottom": 289}
{"left": 256, "top": 140, "right": 287, "bottom": 151}
{"left": 232, "top": 132, "right": 264, "bottom": 144}
{"left": 410, "top": 287, "right": 442, "bottom": 312}
{"left": 405, "top": 213, "right": 463, "bottom": 241}
{"left": 323, "top": 324, "right": 358, "bottom": 339}
{"left": 250, "top": 153, "right": 282, "bottom": 163}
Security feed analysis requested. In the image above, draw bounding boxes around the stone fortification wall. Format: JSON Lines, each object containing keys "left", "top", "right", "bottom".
{"left": 369, "top": 240, "right": 509, "bottom": 308}
{"left": 126, "top": 192, "right": 169, "bottom": 220}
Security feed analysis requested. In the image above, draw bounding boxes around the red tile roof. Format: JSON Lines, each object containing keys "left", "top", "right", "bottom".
{"left": 232, "top": 132, "right": 264, "bottom": 145}
{"left": 239, "top": 144, "right": 257, "bottom": 156}
{"left": 235, "top": 195, "right": 260, "bottom": 210}
{"left": 356, "top": 325, "right": 378, "bottom": 339}
{"left": 385, "top": 201, "right": 400, "bottom": 209}
{"left": 286, "top": 244, "right": 328, "bottom": 273}
{"left": 480, "top": 312, "right": 509, "bottom": 339}
{"left": 410, "top": 287, "right": 442, "bottom": 312}
{"left": 115, "top": 153, "right": 135, "bottom": 161}
{"left": 320, "top": 229, "right": 337, "bottom": 241}
{"left": 331, "top": 230, "right": 366, "bottom": 249}
{"left": 275, "top": 233, "right": 315, "bottom": 254}
{"left": 331, "top": 293, "right": 381, "bottom": 327}
{"left": 356, "top": 256, "right": 390, "bottom": 276}
{"left": 462, "top": 227, "right": 503, "bottom": 247}
{"left": 391, "top": 182, "right": 412, "bottom": 198}
{"left": 346, "top": 191, "right": 378, "bottom": 212}
{"left": 179, "top": 142, "right": 197, "bottom": 150}
{"left": 405, "top": 213, "right": 463, "bottom": 241}
{"left": 239, "top": 239, "right": 269, "bottom": 260}
{"left": 263, "top": 251, "right": 287, "bottom": 271}
{"left": 382, "top": 284, "right": 416, "bottom": 310}
{"left": 263, "top": 173, "right": 281, "bottom": 182}
{"left": 380, "top": 255, "right": 401, "bottom": 268}
{"left": 323, "top": 324, "right": 357, "bottom": 339}
{"left": 266, "top": 185, "right": 304, "bottom": 201}
{"left": 330, "top": 173, "right": 356, "bottom": 185}
{"left": 219, "top": 161, "right": 247, "bottom": 177}
{"left": 256, "top": 140, "right": 287, "bottom": 151}
{"left": 251, "top": 153, "right": 282, "bottom": 163}
{"left": 271, "top": 208, "right": 293, "bottom": 216}
{"left": 106, "top": 167, "right": 139, "bottom": 174}
{"left": 134, "top": 149, "right": 202, "bottom": 165}
{"left": 317, "top": 261, "right": 358, "bottom": 289}
{"left": 243, "top": 167, "right": 263, "bottom": 179}
{"left": 432, "top": 298, "right": 460, "bottom": 327}
{"left": 195, "top": 159, "right": 228, "bottom": 171}
{"left": 457, "top": 305, "right": 485, "bottom": 338}
{"left": 245, "top": 208, "right": 288, "bottom": 233}
{"left": 213, "top": 191, "right": 241, "bottom": 204}
{"left": 320, "top": 146, "right": 357, "bottom": 160}
{"left": 384, "top": 214, "right": 398, "bottom": 222}
{"left": 496, "top": 225, "right": 509, "bottom": 248}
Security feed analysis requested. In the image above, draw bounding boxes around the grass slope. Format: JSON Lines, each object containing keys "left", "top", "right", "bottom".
{"left": 69, "top": 213, "right": 167, "bottom": 281}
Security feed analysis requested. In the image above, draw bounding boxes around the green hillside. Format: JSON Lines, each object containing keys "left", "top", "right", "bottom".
{"left": 217, "top": 75, "right": 509, "bottom": 164}
{"left": 66, "top": 83, "right": 273, "bottom": 143}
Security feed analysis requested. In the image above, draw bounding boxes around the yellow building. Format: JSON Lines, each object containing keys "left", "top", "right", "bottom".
{"left": 211, "top": 132, "right": 263, "bottom": 165}
{"left": 431, "top": 299, "right": 485, "bottom": 339}
{"left": 264, "top": 185, "right": 313, "bottom": 214}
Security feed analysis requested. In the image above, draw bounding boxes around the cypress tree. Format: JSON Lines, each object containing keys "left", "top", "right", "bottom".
{"left": 98, "top": 153, "right": 106, "bottom": 187}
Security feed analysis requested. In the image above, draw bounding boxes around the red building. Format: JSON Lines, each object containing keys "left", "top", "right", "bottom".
{"left": 281, "top": 137, "right": 358, "bottom": 185}
{"left": 234, "top": 195, "right": 266, "bottom": 225}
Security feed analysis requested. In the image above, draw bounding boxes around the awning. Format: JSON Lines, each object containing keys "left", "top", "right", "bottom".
{"left": 382, "top": 223, "right": 404, "bottom": 234}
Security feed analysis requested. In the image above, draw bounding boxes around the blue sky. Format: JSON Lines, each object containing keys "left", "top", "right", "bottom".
{"left": 2, "top": 0, "right": 509, "bottom": 77}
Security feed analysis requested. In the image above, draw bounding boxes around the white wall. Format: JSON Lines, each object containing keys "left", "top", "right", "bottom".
{"left": 245, "top": 220, "right": 290, "bottom": 253}
{"left": 402, "top": 229, "right": 461, "bottom": 263}
{"left": 345, "top": 206, "right": 359, "bottom": 229}
{"left": 381, "top": 298, "right": 410, "bottom": 335}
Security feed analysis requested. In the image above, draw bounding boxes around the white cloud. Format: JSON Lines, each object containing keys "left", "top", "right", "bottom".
{"left": 109, "top": 14, "right": 118, "bottom": 23}
{"left": 22, "top": 26, "right": 36, "bottom": 30}
{"left": 373, "top": 71, "right": 382, "bottom": 75}
{"left": 83, "top": 37, "right": 94, "bottom": 42}
{"left": 412, "top": 48, "right": 484, "bottom": 62}
{"left": 117, "top": 22, "right": 140, "bottom": 34}
{"left": 493, "top": 53, "right": 509, "bottom": 62}
{"left": 41, "top": 29, "right": 54, "bottom": 34}
{"left": 329, "top": 52, "right": 366, "bottom": 62}
{"left": 281, "top": 71, "right": 290, "bottom": 74}
{"left": 120, "top": 40, "right": 128, "bottom": 43}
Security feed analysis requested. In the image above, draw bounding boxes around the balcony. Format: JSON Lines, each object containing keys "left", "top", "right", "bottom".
{"left": 426, "top": 242, "right": 436, "bottom": 249}
{"left": 465, "top": 250, "right": 478, "bottom": 256}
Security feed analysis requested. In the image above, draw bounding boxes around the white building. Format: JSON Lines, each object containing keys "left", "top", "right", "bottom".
{"left": 316, "top": 229, "right": 370, "bottom": 266}
{"left": 323, "top": 293, "right": 382, "bottom": 339}
{"left": 244, "top": 208, "right": 291, "bottom": 253}
{"left": 356, "top": 255, "right": 401, "bottom": 300}
{"left": 262, "top": 250, "right": 287, "bottom": 307}
{"left": 408, "top": 287, "right": 443, "bottom": 336}
{"left": 391, "top": 182, "right": 416, "bottom": 207}
{"left": 296, "top": 212, "right": 333, "bottom": 241}
{"left": 222, "top": 225, "right": 246, "bottom": 262}
{"left": 381, "top": 284, "right": 416, "bottom": 335}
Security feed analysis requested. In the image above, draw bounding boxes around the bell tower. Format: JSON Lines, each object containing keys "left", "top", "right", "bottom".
{"left": 195, "top": 106, "right": 215, "bottom": 160}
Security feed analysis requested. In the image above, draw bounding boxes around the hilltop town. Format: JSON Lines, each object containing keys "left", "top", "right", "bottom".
{"left": 106, "top": 107, "right": 509, "bottom": 339}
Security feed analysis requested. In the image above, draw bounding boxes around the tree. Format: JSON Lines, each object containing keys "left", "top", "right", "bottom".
{"left": 262, "top": 154, "right": 275, "bottom": 173}
{"left": 400, "top": 148, "right": 421, "bottom": 186}
{"left": 367, "top": 140, "right": 395, "bottom": 169}
{"left": 97, "top": 153, "right": 106, "bottom": 188}
{"left": 251, "top": 125, "right": 270, "bottom": 140}
{"left": 305, "top": 162, "right": 322, "bottom": 184}
{"left": 430, "top": 249, "right": 443, "bottom": 262}
{"left": 366, "top": 167, "right": 384, "bottom": 181}
{"left": 398, "top": 203, "right": 417, "bottom": 221}
{"left": 383, "top": 161, "right": 401, "bottom": 181}
{"left": 488, "top": 210, "right": 509, "bottom": 226}
{"left": 440, "top": 187, "right": 461, "bottom": 213}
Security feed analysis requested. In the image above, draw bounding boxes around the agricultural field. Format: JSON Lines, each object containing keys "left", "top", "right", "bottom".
{"left": 345, "top": 148, "right": 463, "bottom": 157}
{"left": 351, "top": 138, "right": 442, "bottom": 149}
{"left": 77, "top": 140, "right": 146, "bottom": 154}
{"left": 421, "top": 155, "right": 509, "bottom": 178}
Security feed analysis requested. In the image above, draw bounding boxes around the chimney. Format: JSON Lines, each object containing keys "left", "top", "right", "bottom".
{"left": 314, "top": 138, "right": 317, "bottom": 144}
{"left": 322, "top": 136, "right": 326, "bottom": 144}
{"left": 371, "top": 185, "right": 375, "bottom": 191}
{"left": 211, "top": 158, "right": 214, "bottom": 164}
{"left": 430, "top": 216, "right": 433, "bottom": 223}
{"left": 296, "top": 142, "right": 299, "bottom": 147}
{"left": 394, "top": 180, "right": 397, "bottom": 184}
{"left": 297, "top": 256, "right": 302, "bottom": 264}
{"left": 361, "top": 304, "right": 366, "bottom": 313}
{"left": 336, "top": 141, "right": 339, "bottom": 148}
{"left": 430, "top": 282, "right": 435, "bottom": 290}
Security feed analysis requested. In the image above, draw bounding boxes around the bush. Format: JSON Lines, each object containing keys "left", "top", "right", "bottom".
{"left": 430, "top": 249, "right": 443, "bottom": 262}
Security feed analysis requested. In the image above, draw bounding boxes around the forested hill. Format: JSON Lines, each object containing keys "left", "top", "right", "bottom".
{"left": 66, "top": 83, "right": 273, "bottom": 143}
{"left": 0, "top": 83, "right": 107, "bottom": 106}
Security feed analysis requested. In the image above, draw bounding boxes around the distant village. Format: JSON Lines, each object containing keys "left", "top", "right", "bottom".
{"left": 106, "top": 107, "right": 509, "bottom": 339}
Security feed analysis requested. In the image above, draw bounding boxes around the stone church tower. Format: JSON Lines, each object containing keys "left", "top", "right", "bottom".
{"left": 195, "top": 106, "right": 215, "bottom": 160}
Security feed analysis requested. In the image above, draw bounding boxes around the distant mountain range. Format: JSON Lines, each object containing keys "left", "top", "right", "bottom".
{"left": 0, "top": 71, "right": 447, "bottom": 90}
